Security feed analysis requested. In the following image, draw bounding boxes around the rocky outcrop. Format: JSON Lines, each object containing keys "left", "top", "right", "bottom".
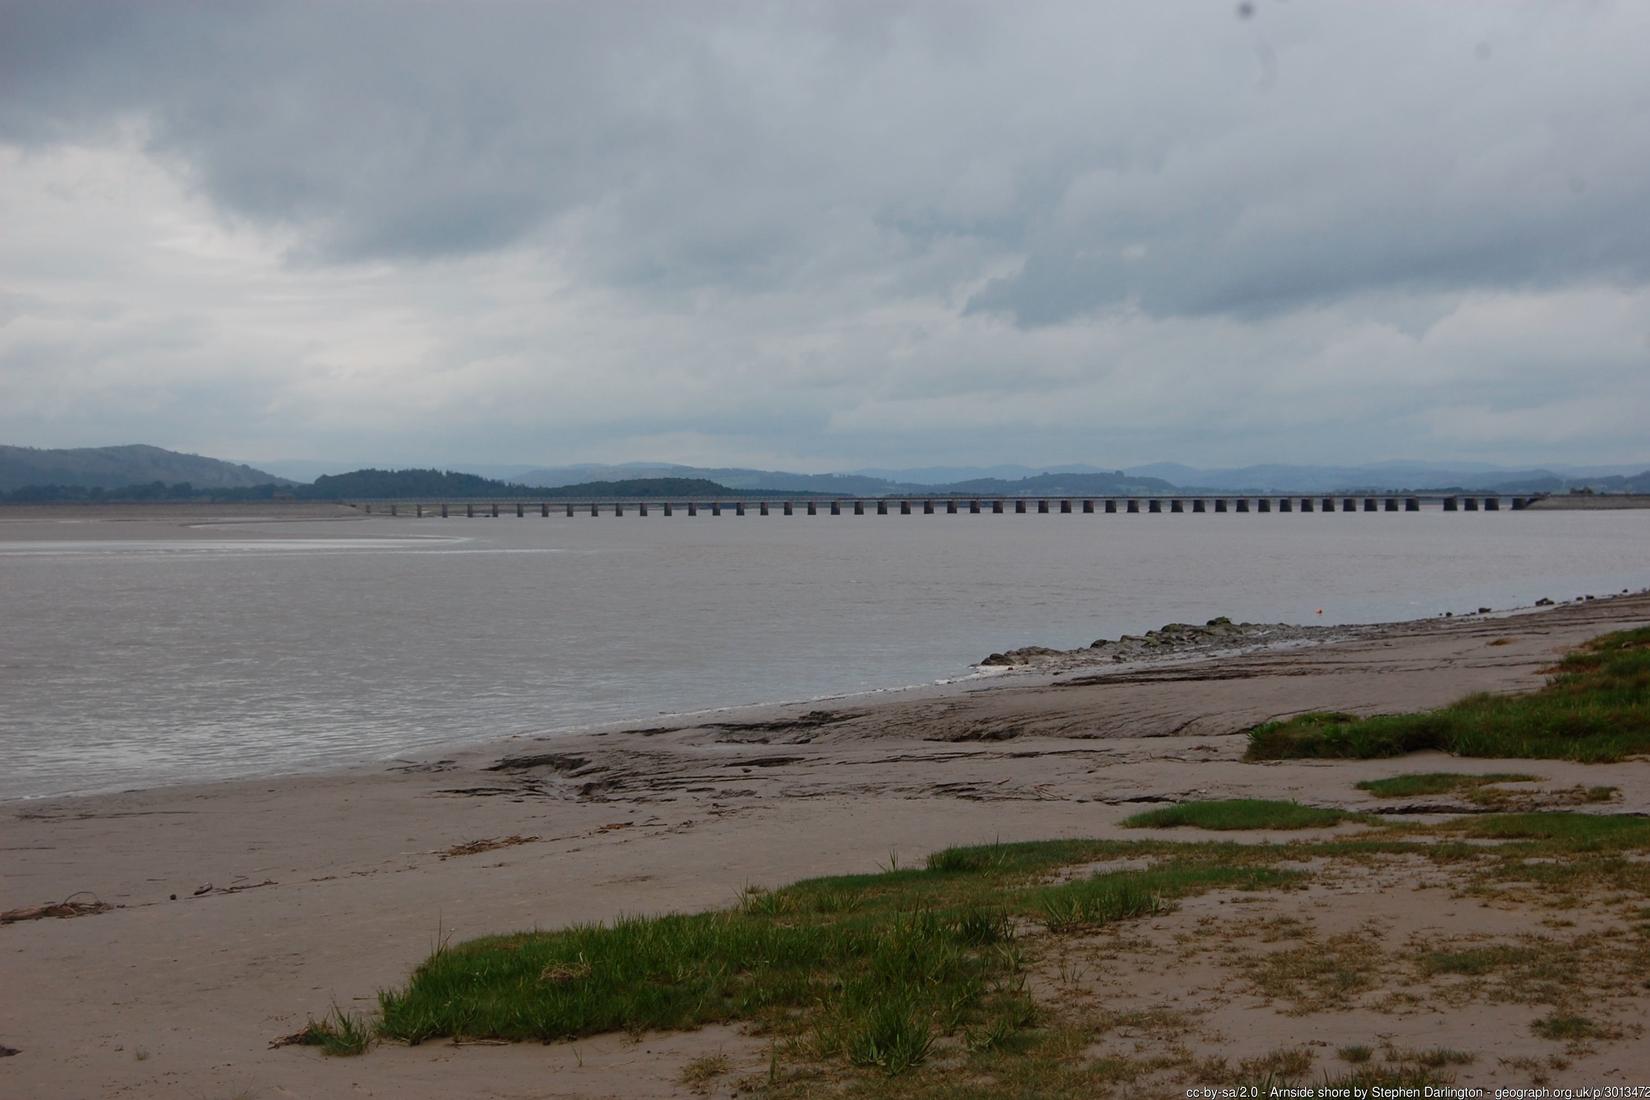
{"left": 981, "top": 617, "right": 1350, "bottom": 670}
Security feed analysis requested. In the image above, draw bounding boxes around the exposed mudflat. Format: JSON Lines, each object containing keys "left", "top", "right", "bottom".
{"left": 3, "top": 593, "right": 1649, "bottom": 1097}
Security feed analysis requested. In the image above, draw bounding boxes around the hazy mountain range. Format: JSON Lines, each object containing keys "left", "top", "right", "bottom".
{"left": 6, "top": 445, "right": 1650, "bottom": 498}
{"left": 254, "top": 459, "right": 1650, "bottom": 495}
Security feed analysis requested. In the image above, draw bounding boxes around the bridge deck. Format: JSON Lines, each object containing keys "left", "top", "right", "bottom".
{"left": 351, "top": 494, "right": 1534, "bottom": 517}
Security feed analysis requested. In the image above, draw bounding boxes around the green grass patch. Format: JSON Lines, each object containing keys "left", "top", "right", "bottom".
{"left": 1445, "top": 813, "right": 1650, "bottom": 848}
{"left": 1356, "top": 772, "right": 1539, "bottom": 798}
{"left": 1246, "top": 627, "right": 1650, "bottom": 762}
{"left": 1030, "top": 864, "right": 1304, "bottom": 932}
{"left": 1122, "top": 798, "right": 1358, "bottom": 831}
{"left": 372, "top": 839, "right": 1307, "bottom": 1078}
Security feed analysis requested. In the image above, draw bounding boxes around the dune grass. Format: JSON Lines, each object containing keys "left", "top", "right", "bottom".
{"left": 1121, "top": 798, "right": 1358, "bottom": 831}
{"left": 1246, "top": 627, "right": 1650, "bottom": 762}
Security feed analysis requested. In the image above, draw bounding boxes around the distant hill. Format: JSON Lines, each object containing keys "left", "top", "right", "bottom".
{"left": 0, "top": 444, "right": 288, "bottom": 493}
{"left": 509, "top": 463, "right": 1172, "bottom": 496}
{"left": 514, "top": 464, "right": 905, "bottom": 496}
{"left": 304, "top": 470, "right": 811, "bottom": 500}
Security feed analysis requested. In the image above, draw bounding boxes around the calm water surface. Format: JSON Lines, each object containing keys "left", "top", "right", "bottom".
{"left": 2, "top": 510, "right": 1647, "bottom": 799}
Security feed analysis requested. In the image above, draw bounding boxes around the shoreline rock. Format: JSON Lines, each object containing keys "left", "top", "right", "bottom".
{"left": 980, "top": 616, "right": 1353, "bottom": 670}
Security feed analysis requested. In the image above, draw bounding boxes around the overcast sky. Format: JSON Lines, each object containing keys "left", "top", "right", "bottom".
{"left": 2, "top": 1, "right": 1648, "bottom": 472}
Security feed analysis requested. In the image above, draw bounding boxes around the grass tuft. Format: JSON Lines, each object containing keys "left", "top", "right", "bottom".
{"left": 1122, "top": 799, "right": 1357, "bottom": 831}
{"left": 1532, "top": 1013, "right": 1600, "bottom": 1041}
{"left": 1356, "top": 772, "right": 1539, "bottom": 798}
{"left": 292, "top": 1006, "right": 373, "bottom": 1056}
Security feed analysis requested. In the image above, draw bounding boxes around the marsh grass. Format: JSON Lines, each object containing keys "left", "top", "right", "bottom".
{"left": 346, "top": 810, "right": 1650, "bottom": 1090}
{"left": 1356, "top": 772, "right": 1539, "bottom": 798}
{"left": 1246, "top": 627, "right": 1650, "bottom": 762}
{"left": 292, "top": 1006, "right": 373, "bottom": 1056}
{"left": 375, "top": 839, "right": 1306, "bottom": 1074}
{"left": 1121, "top": 799, "right": 1359, "bottom": 831}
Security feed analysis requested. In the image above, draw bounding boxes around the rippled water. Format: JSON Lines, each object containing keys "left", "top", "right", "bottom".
{"left": 2, "top": 509, "right": 1647, "bottom": 799}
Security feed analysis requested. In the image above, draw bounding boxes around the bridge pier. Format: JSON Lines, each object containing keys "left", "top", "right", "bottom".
{"left": 1148, "top": 499, "right": 1162, "bottom": 513}
{"left": 540, "top": 502, "right": 548, "bottom": 517}
{"left": 1278, "top": 498, "right": 1292, "bottom": 513}
{"left": 1060, "top": 499, "right": 1072, "bottom": 514}
{"left": 1105, "top": 499, "right": 1119, "bottom": 514}
{"left": 1170, "top": 499, "right": 1184, "bottom": 513}
{"left": 1235, "top": 499, "right": 1249, "bottom": 513}
{"left": 1484, "top": 497, "right": 1500, "bottom": 511}
{"left": 416, "top": 504, "right": 423, "bottom": 518}
{"left": 566, "top": 503, "right": 575, "bottom": 517}
{"left": 1340, "top": 498, "right": 1355, "bottom": 513}
{"left": 759, "top": 502, "right": 768, "bottom": 516}
{"left": 1363, "top": 498, "right": 1377, "bottom": 512}
{"left": 733, "top": 502, "right": 743, "bottom": 516}
{"left": 1126, "top": 499, "right": 1140, "bottom": 513}
{"left": 1511, "top": 497, "right": 1528, "bottom": 511}
{"left": 1443, "top": 497, "right": 1458, "bottom": 511}
{"left": 782, "top": 502, "right": 792, "bottom": 516}
{"left": 853, "top": 501, "right": 864, "bottom": 515}
{"left": 687, "top": 502, "right": 697, "bottom": 516}
{"left": 639, "top": 503, "right": 648, "bottom": 516}
{"left": 589, "top": 503, "right": 598, "bottom": 517}
{"left": 898, "top": 501, "right": 909, "bottom": 515}
{"left": 1214, "top": 499, "right": 1227, "bottom": 513}
{"left": 663, "top": 503, "right": 673, "bottom": 516}
{"left": 1037, "top": 500, "right": 1049, "bottom": 514}
{"left": 441, "top": 503, "right": 449, "bottom": 518}
{"left": 1082, "top": 499, "right": 1094, "bottom": 514}
{"left": 1300, "top": 497, "right": 1313, "bottom": 512}
{"left": 829, "top": 502, "right": 839, "bottom": 515}
{"left": 924, "top": 500, "right": 935, "bottom": 515}
{"left": 1464, "top": 497, "right": 1479, "bottom": 512}
{"left": 1258, "top": 498, "right": 1271, "bottom": 513}
{"left": 615, "top": 502, "right": 623, "bottom": 517}
{"left": 1384, "top": 498, "right": 1398, "bottom": 512}
{"left": 1014, "top": 500, "right": 1027, "bottom": 514}
{"left": 465, "top": 503, "right": 474, "bottom": 518}
{"left": 877, "top": 501, "right": 888, "bottom": 515}
{"left": 946, "top": 500, "right": 958, "bottom": 514}
{"left": 1406, "top": 497, "right": 1420, "bottom": 512}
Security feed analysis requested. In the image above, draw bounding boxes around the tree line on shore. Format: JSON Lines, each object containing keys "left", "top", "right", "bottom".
{"left": 0, "top": 469, "right": 789, "bottom": 503}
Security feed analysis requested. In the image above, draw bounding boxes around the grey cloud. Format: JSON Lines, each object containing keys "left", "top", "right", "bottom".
{"left": 7, "top": 1, "right": 1649, "bottom": 318}
{"left": 3, "top": 1, "right": 1650, "bottom": 471}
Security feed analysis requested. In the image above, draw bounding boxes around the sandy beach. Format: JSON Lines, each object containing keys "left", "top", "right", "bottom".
{"left": 4, "top": 592, "right": 1650, "bottom": 1098}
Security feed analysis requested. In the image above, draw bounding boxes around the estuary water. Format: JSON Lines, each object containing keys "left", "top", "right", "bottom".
{"left": 2, "top": 508, "right": 1647, "bottom": 800}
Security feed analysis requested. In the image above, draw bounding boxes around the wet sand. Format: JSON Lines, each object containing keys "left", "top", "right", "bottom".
{"left": 3, "top": 593, "right": 1650, "bottom": 1097}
